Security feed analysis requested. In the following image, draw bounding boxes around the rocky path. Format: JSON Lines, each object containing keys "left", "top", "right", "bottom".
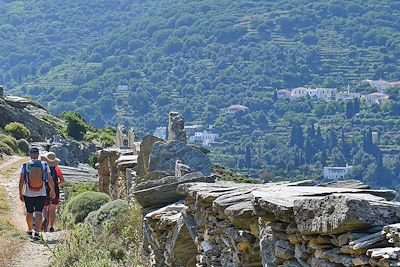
{"left": 0, "top": 156, "right": 61, "bottom": 267}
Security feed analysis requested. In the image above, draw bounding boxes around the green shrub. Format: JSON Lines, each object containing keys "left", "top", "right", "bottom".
{"left": 85, "top": 200, "right": 129, "bottom": 231}
{"left": 4, "top": 122, "right": 31, "bottom": 141}
{"left": 17, "top": 139, "right": 30, "bottom": 155}
{"left": 62, "top": 191, "right": 110, "bottom": 225}
{"left": 0, "top": 134, "right": 17, "bottom": 153}
{"left": 0, "top": 142, "right": 13, "bottom": 155}
{"left": 62, "top": 182, "right": 98, "bottom": 201}
{"left": 53, "top": 202, "right": 146, "bottom": 267}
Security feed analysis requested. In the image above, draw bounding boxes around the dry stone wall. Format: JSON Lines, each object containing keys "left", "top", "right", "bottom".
{"left": 136, "top": 181, "right": 400, "bottom": 267}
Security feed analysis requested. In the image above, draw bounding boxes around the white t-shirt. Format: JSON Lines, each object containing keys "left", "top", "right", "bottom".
{"left": 20, "top": 160, "right": 50, "bottom": 197}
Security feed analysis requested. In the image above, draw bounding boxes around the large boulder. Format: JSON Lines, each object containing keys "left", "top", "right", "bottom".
{"left": 148, "top": 140, "right": 212, "bottom": 177}
{"left": 293, "top": 193, "right": 400, "bottom": 235}
{"left": 49, "top": 140, "right": 96, "bottom": 167}
{"left": 136, "top": 135, "right": 164, "bottom": 182}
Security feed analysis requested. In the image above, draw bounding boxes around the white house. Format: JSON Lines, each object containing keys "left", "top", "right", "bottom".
{"left": 184, "top": 125, "right": 203, "bottom": 136}
{"left": 365, "top": 92, "right": 389, "bottom": 106}
{"left": 277, "top": 89, "right": 291, "bottom": 99}
{"left": 153, "top": 127, "right": 167, "bottom": 140}
{"left": 290, "top": 87, "right": 309, "bottom": 99}
{"left": 189, "top": 131, "right": 219, "bottom": 146}
{"left": 224, "top": 104, "right": 249, "bottom": 114}
{"left": 335, "top": 92, "right": 361, "bottom": 101}
{"left": 313, "top": 87, "right": 337, "bottom": 100}
{"left": 323, "top": 165, "right": 353, "bottom": 180}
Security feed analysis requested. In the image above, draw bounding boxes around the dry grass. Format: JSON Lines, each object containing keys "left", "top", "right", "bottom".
{"left": 0, "top": 160, "right": 25, "bottom": 265}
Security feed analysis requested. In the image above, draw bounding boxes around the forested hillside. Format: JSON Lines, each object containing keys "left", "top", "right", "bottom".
{"left": 1, "top": 0, "right": 400, "bottom": 188}
{"left": 2, "top": 0, "right": 399, "bottom": 128}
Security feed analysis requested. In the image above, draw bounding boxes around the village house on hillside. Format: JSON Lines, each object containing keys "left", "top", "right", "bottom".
{"left": 222, "top": 104, "right": 249, "bottom": 114}
{"left": 323, "top": 165, "right": 353, "bottom": 180}
{"left": 362, "top": 79, "right": 400, "bottom": 93}
{"left": 189, "top": 130, "right": 220, "bottom": 147}
{"left": 364, "top": 92, "right": 389, "bottom": 106}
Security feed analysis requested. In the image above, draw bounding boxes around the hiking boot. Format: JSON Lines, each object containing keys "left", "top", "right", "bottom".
{"left": 41, "top": 219, "right": 47, "bottom": 231}
{"left": 49, "top": 227, "right": 55, "bottom": 233}
{"left": 33, "top": 232, "right": 41, "bottom": 241}
{"left": 26, "top": 230, "right": 33, "bottom": 238}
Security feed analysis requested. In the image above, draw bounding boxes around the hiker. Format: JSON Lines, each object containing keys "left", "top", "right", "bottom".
{"left": 19, "top": 147, "right": 55, "bottom": 240}
{"left": 41, "top": 152, "right": 64, "bottom": 232}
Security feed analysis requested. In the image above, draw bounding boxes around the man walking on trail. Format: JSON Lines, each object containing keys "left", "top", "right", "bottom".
{"left": 19, "top": 147, "right": 55, "bottom": 241}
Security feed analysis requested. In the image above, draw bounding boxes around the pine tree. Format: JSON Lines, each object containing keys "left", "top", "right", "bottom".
{"left": 307, "top": 124, "right": 316, "bottom": 140}
{"left": 327, "top": 129, "right": 337, "bottom": 150}
{"left": 272, "top": 90, "right": 278, "bottom": 102}
{"left": 321, "top": 148, "right": 327, "bottom": 166}
{"left": 315, "top": 126, "right": 325, "bottom": 150}
{"left": 341, "top": 130, "right": 350, "bottom": 161}
{"left": 304, "top": 137, "right": 314, "bottom": 163}
{"left": 354, "top": 98, "right": 360, "bottom": 113}
{"left": 245, "top": 145, "right": 252, "bottom": 169}
{"left": 345, "top": 101, "right": 354, "bottom": 119}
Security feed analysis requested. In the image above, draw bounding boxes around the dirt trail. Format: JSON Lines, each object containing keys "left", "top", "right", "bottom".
{"left": 0, "top": 156, "right": 61, "bottom": 267}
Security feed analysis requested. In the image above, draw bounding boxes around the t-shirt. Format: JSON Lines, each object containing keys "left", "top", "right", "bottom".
{"left": 20, "top": 160, "right": 50, "bottom": 197}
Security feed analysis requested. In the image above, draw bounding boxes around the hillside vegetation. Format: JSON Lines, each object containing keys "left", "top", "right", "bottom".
{"left": 2, "top": 0, "right": 399, "bottom": 129}
{"left": 1, "top": 0, "right": 400, "bottom": 188}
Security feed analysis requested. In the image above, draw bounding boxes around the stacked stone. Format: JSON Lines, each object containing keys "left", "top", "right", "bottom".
{"left": 97, "top": 148, "right": 137, "bottom": 200}
{"left": 253, "top": 186, "right": 400, "bottom": 267}
{"left": 143, "top": 203, "right": 196, "bottom": 267}
{"left": 178, "top": 183, "right": 263, "bottom": 267}
{"left": 175, "top": 182, "right": 400, "bottom": 267}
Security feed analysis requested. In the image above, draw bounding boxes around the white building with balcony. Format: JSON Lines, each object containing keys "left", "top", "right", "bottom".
{"left": 189, "top": 131, "right": 219, "bottom": 146}
{"left": 323, "top": 165, "right": 353, "bottom": 180}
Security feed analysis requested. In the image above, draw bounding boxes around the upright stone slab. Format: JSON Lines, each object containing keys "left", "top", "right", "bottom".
{"left": 136, "top": 135, "right": 165, "bottom": 182}
{"left": 115, "top": 125, "right": 124, "bottom": 148}
{"left": 168, "top": 112, "right": 186, "bottom": 142}
{"left": 148, "top": 141, "right": 212, "bottom": 177}
{"left": 97, "top": 151, "right": 111, "bottom": 194}
{"left": 128, "top": 128, "right": 136, "bottom": 151}
{"left": 108, "top": 151, "right": 119, "bottom": 200}
{"left": 0, "top": 86, "right": 4, "bottom": 98}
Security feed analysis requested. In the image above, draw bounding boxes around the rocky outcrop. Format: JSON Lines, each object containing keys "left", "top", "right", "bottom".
{"left": 0, "top": 97, "right": 63, "bottom": 141}
{"left": 148, "top": 141, "right": 212, "bottom": 177}
{"left": 49, "top": 140, "right": 96, "bottom": 167}
{"left": 59, "top": 164, "right": 98, "bottom": 183}
{"left": 168, "top": 111, "right": 186, "bottom": 142}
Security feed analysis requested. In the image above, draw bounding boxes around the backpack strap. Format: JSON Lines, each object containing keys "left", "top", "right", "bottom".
{"left": 23, "top": 163, "right": 28, "bottom": 184}
{"left": 42, "top": 161, "right": 49, "bottom": 183}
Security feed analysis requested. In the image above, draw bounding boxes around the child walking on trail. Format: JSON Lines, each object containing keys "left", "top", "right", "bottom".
{"left": 41, "top": 152, "right": 64, "bottom": 232}
{"left": 19, "top": 147, "right": 55, "bottom": 241}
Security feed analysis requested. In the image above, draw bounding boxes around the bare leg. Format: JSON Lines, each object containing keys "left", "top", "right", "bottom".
{"left": 35, "top": 211, "right": 42, "bottom": 232}
{"left": 48, "top": 204, "right": 57, "bottom": 229}
{"left": 26, "top": 213, "right": 33, "bottom": 231}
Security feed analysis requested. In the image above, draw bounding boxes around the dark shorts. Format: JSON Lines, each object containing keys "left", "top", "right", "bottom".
{"left": 24, "top": 196, "right": 46, "bottom": 213}
{"left": 44, "top": 196, "right": 59, "bottom": 206}
{"left": 44, "top": 188, "right": 60, "bottom": 206}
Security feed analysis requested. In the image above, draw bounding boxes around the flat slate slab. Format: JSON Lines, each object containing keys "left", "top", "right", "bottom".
{"left": 178, "top": 182, "right": 398, "bottom": 234}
